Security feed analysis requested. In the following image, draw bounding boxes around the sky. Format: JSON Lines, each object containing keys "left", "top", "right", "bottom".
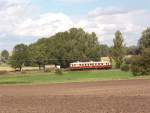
{"left": 0, "top": 0, "right": 150, "bottom": 51}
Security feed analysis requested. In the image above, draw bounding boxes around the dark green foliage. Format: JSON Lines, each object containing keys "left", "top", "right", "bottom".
{"left": 99, "top": 44, "right": 110, "bottom": 57}
{"left": 131, "top": 28, "right": 150, "bottom": 76}
{"left": 29, "top": 40, "right": 48, "bottom": 71}
{"left": 139, "top": 28, "right": 150, "bottom": 51}
{"left": 123, "top": 57, "right": 132, "bottom": 65}
{"left": 125, "top": 46, "right": 139, "bottom": 55}
{"left": 29, "top": 28, "right": 101, "bottom": 68}
{"left": 1, "top": 50, "right": 9, "bottom": 63}
{"left": 111, "top": 31, "right": 125, "bottom": 69}
{"left": 121, "top": 64, "right": 129, "bottom": 72}
{"left": 130, "top": 55, "right": 144, "bottom": 76}
{"left": 9, "top": 44, "right": 30, "bottom": 71}
{"left": 44, "top": 68, "right": 55, "bottom": 73}
{"left": 55, "top": 69, "right": 63, "bottom": 75}
{"left": 131, "top": 48, "right": 150, "bottom": 76}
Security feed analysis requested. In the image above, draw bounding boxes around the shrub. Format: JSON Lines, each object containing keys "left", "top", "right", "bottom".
{"left": 45, "top": 68, "right": 55, "bottom": 73}
{"left": 130, "top": 65, "right": 142, "bottom": 76}
{"left": 121, "top": 64, "right": 129, "bottom": 72}
{"left": 130, "top": 48, "right": 150, "bottom": 76}
{"left": 55, "top": 69, "right": 63, "bottom": 75}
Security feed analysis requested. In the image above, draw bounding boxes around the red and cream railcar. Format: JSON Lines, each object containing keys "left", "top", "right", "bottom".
{"left": 70, "top": 61, "right": 112, "bottom": 70}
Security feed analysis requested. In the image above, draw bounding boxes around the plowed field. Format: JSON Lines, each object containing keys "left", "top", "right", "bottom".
{"left": 0, "top": 79, "right": 150, "bottom": 113}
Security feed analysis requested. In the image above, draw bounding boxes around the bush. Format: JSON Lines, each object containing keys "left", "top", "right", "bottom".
{"left": 45, "top": 68, "right": 55, "bottom": 73}
{"left": 121, "top": 64, "right": 129, "bottom": 72}
{"left": 130, "top": 65, "right": 144, "bottom": 76}
{"left": 55, "top": 69, "right": 63, "bottom": 75}
{"left": 130, "top": 48, "right": 150, "bottom": 76}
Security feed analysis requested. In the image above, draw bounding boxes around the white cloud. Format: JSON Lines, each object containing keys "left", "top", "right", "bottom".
{"left": 75, "top": 8, "right": 150, "bottom": 45}
{"left": 14, "top": 12, "right": 74, "bottom": 37}
{"left": 54, "top": 0, "right": 96, "bottom": 4}
{"left": 0, "top": 0, "right": 150, "bottom": 51}
{"left": 0, "top": 0, "right": 39, "bottom": 50}
{"left": 88, "top": 7, "right": 130, "bottom": 16}
{"left": 0, "top": 0, "right": 34, "bottom": 36}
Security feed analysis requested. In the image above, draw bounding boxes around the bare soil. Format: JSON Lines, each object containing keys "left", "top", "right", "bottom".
{"left": 0, "top": 79, "right": 150, "bottom": 113}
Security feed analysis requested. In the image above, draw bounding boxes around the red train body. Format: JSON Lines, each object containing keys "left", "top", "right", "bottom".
{"left": 70, "top": 61, "right": 112, "bottom": 70}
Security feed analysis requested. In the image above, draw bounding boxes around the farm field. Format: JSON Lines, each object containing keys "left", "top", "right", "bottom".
{"left": 0, "top": 79, "right": 150, "bottom": 113}
{"left": 0, "top": 70, "right": 149, "bottom": 85}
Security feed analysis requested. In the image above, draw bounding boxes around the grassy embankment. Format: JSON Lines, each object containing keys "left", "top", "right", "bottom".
{"left": 0, "top": 69, "right": 149, "bottom": 85}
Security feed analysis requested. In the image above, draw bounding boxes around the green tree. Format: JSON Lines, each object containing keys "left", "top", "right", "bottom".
{"left": 1, "top": 50, "right": 9, "bottom": 63}
{"left": 10, "top": 44, "right": 30, "bottom": 71}
{"left": 125, "top": 46, "right": 139, "bottom": 55}
{"left": 139, "top": 27, "right": 150, "bottom": 51}
{"left": 30, "top": 28, "right": 100, "bottom": 68}
{"left": 29, "top": 39, "right": 48, "bottom": 71}
{"left": 111, "top": 31, "right": 125, "bottom": 68}
{"left": 99, "top": 44, "right": 109, "bottom": 57}
{"left": 130, "top": 28, "right": 150, "bottom": 76}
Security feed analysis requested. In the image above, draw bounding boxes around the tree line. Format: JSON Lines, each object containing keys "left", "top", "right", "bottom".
{"left": 10, "top": 28, "right": 101, "bottom": 71}
{"left": 1, "top": 27, "right": 150, "bottom": 75}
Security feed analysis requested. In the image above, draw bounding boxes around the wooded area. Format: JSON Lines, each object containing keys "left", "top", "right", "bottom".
{"left": 1, "top": 27, "right": 150, "bottom": 76}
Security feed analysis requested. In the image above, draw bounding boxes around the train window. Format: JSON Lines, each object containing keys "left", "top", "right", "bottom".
{"left": 101, "top": 63, "right": 103, "bottom": 65}
{"left": 98, "top": 63, "right": 100, "bottom": 65}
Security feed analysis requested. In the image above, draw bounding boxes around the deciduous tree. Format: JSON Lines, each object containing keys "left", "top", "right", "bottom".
{"left": 139, "top": 27, "right": 150, "bottom": 51}
{"left": 111, "top": 31, "right": 125, "bottom": 68}
{"left": 10, "top": 44, "right": 30, "bottom": 71}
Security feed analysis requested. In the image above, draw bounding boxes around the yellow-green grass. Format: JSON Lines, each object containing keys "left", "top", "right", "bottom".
{"left": 0, "top": 66, "right": 39, "bottom": 71}
{"left": 0, "top": 70, "right": 149, "bottom": 85}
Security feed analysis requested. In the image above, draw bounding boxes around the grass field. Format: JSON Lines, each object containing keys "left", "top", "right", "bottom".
{"left": 0, "top": 70, "right": 149, "bottom": 85}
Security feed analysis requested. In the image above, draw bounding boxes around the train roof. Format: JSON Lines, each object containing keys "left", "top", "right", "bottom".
{"left": 70, "top": 61, "right": 111, "bottom": 64}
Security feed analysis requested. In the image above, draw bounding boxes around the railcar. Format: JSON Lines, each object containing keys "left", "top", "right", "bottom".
{"left": 70, "top": 61, "right": 112, "bottom": 70}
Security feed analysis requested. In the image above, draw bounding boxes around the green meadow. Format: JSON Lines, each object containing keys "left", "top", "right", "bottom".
{"left": 0, "top": 70, "right": 149, "bottom": 85}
